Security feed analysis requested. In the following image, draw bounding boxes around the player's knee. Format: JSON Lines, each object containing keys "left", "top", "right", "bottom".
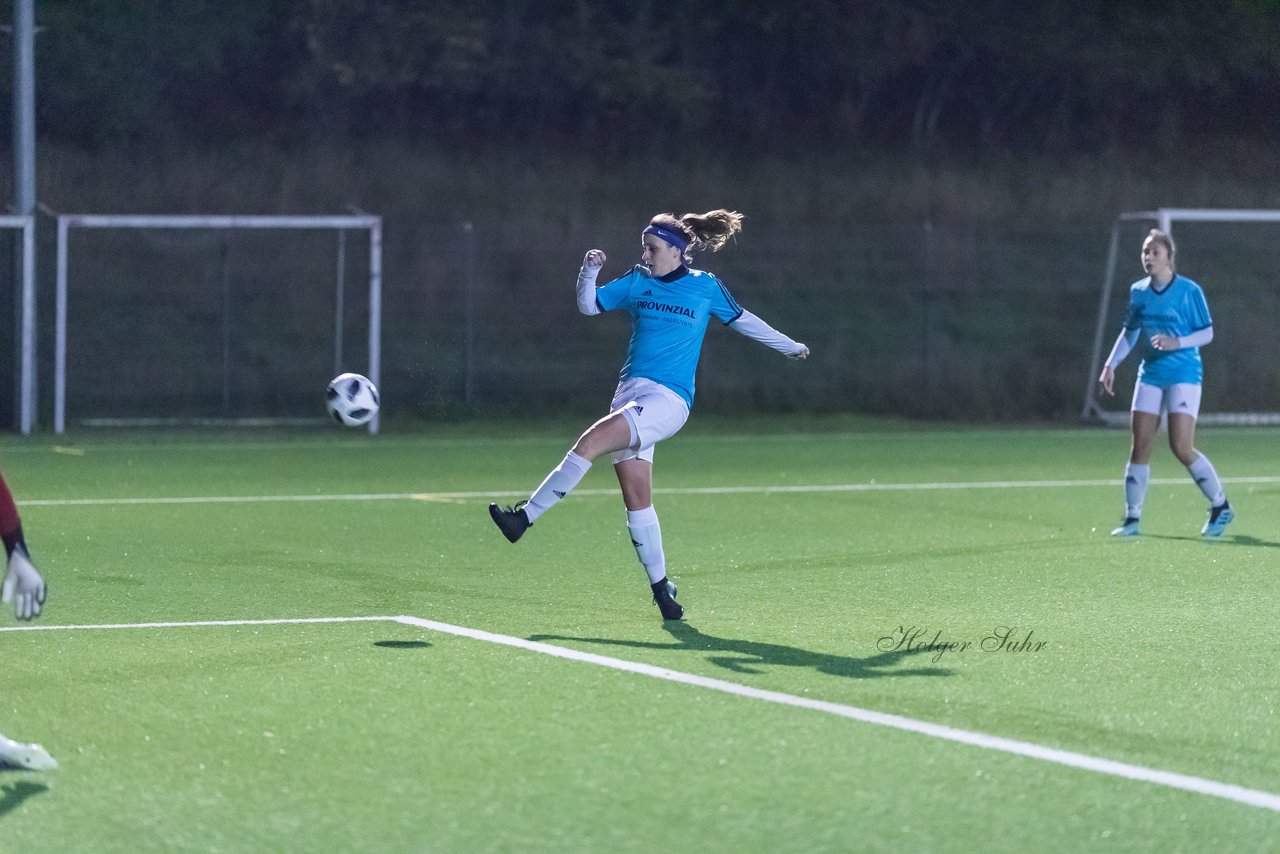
{"left": 571, "top": 433, "right": 604, "bottom": 461}
{"left": 573, "top": 414, "right": 631, "bottom": 460}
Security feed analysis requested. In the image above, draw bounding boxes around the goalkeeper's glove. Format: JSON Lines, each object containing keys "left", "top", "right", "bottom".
{"left": 3, "top": 546, "right": 46, "bottom": 621}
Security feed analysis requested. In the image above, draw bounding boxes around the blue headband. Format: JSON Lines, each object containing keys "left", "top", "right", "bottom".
{"left": 643, "top": 224, "right": 688, "bottom": 251}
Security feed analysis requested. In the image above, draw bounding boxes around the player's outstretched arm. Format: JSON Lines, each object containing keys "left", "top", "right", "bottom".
{"left": 2, "top": 546, "right": 46, "bottom": 621}
{"left": 729, "top": 310, "right": 808, "bottom": 359}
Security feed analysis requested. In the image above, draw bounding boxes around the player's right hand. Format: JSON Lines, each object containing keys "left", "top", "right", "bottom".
{"left": 2, "top": 547, "right": 46, "bottom": 621}
{"left": 583, "top": 249, "right": 606, "bottom": 271}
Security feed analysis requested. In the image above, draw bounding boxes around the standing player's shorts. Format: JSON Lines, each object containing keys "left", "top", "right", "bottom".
{"left": 608, "top": 376, "right": 690, "bottom": 465}
{"left": 1131, "top": 382, "right": 1203, "bottom": 419}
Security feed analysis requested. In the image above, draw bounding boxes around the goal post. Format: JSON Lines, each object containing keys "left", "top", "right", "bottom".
{"left": 54, "top": 214, "right": 382, "bottom": 434}
{"left": 1, "top": 215, "right": 37, "bottom": 435}
{"left": 1082, "top": 208, "right": 1280, "bottom": 426}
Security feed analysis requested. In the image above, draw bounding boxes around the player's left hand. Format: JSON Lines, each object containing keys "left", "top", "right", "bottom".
{"left": 1150, "top": 333, "right": 1177, "bottom": 352}
{"left": 2, "top": 548, "right": 46, "bottom": 621}
{"left": 789, "top": 344, "right": 810, "bottom": 360}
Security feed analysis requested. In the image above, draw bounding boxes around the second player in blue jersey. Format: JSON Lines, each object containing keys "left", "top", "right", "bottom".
{"left": 1097, "top": 228, "right": 1232, "bottom": 538}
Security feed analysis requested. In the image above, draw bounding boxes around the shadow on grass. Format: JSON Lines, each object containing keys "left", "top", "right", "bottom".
{"left": 1134, "top": 533, "right": 1280, "bottom": 548}
{"left": 0, "top": 780, "right": 49, "bottom": 817}
{"left": 373, "top": 640, "right": 432, "bottom": 649}
{"left": 1221, "top": 534, "right": 1280, "bottom": 548}
{"left": 529, "top": 622, "right": 952, "bottom": 680}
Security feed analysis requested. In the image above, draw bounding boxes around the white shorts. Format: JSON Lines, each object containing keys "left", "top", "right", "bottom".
{"left": 607, "top": 377, "right": 690, "bottom": 465}
{"left": 1131, "top": 382, "right": 1202, "bottom": 419}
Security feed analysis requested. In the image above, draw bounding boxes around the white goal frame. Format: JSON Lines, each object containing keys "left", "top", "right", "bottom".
{"left": 54, "top": 214, "right": 383, "bottom": 433}
{"left": 1, "top": 215, "right": 37, "bottom": 435}
{"left": 1082, "top": 208, "right": 1280, "bottom": 426}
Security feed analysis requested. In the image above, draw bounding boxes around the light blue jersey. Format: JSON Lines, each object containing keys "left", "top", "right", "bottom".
{"left": 1122, "top": 274, "right": 1213, "bottom": 387}
{"left": 594, "top": 264, "right": 744, "bottom": 407}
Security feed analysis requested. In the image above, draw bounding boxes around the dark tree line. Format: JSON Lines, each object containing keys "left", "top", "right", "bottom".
{"left": 11, "top": 0, "right": 1280, "bottom": 154}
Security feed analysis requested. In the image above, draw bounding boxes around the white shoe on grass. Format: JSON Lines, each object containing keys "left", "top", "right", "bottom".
{"left": 0, "top": 737, "right": 57, "bottom": 770}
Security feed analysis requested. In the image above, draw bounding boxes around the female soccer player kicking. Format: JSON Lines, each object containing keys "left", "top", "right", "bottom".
{"left": 489, "top": 210, "right": 809, "bottom": 619}
{"left": 0, "top": 467, "right": 56, "bottom": 770}
{"left": 1097, "top": 228, "right": 1232, "bottom": 538}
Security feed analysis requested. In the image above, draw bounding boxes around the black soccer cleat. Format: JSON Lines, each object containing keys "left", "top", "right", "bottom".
{"left": 651, "top": 577, "right": 683, "bottom": 620}
{"left": 488, "top": 500, "right": 531, "bottom": 543}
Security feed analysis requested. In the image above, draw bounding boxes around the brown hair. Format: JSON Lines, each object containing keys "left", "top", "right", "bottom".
{"left": 649, "top": 209, "right": 744, "bottom": 260}
{"left": 1145, "top": 228, "right": 1177, "bottom": 267}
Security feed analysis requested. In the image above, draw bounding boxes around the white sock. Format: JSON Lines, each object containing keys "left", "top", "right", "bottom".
{"left": 626, "top": 506, "right": 666, "bottom": 584}
{"left": 524, "top": 451, "right": 591, "bottom": 523}
{"left": 1124, "top": 462, "right": 1149, "bottom": 518}
{"left": 1187, "top": 453, "right": 1226, "bottom": 506}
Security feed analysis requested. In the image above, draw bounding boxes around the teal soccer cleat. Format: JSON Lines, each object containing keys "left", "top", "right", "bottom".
{"left": 1201, "top": 502, "right": 1234, "bottom": 537}
{"left": 1110, "top": 517, "right": 1140, "bottom": 537}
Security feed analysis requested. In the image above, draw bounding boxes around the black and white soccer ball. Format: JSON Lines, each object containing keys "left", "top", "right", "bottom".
{"left": 326, "top": 373, "right": 379, "bottom": 426}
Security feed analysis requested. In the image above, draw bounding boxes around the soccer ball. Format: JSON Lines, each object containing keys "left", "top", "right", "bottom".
{"left": 326, "top": 373, "right": 379, "bottom": 426}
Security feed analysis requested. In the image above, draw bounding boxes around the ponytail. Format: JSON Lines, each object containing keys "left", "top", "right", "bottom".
{"left": 648, "top": 209, "right": 744, "bottom": 259}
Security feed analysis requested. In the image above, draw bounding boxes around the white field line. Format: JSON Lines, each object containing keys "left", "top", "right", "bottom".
{"left": 4, "top": 614, "right": 1278, "bottom": 814}
{"left": 18, "top": 474, "right": 1280, "bottom": 507}
{"left": 0, "top": 424, "right": 1274, "bottom": 455}
{"left": 0, "top": 615, "right": 394, "bottom": 632}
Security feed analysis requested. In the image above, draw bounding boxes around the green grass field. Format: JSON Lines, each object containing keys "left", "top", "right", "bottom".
{"left": 1, "top": 418, "right": 1278, "bottom": 852}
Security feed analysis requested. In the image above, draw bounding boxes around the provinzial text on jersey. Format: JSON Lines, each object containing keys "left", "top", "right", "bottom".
{"left": 636, "top": 300, "right": 697, "bottom": 319}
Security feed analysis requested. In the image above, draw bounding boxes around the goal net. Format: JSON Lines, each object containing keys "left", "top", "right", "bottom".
{"left": 54, "top": 214, "right": 382, "bottom": 433}
{"left": 0, "top": 215, "right": 36, "bottom": 434}
{"left": 1082, "top": 208, "right": 1280, "bottom": 426}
